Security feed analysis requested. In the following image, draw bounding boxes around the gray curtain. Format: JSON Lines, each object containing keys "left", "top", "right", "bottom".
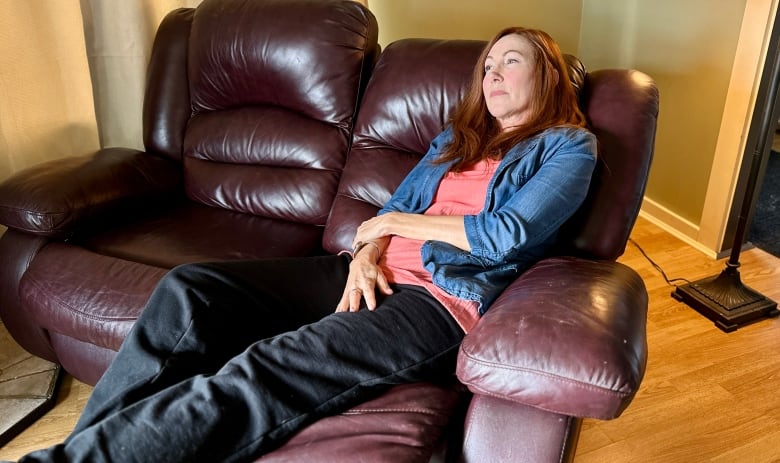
{"left": 79, "top": 0, "right": 203, "bottom": 150}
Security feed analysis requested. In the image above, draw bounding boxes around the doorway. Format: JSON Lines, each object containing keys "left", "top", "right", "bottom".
{"left": 747, "top": 132, "right": 780, "bottom": 257}
{"left": 728, "top": 6, "right": 780, "bottom": 260}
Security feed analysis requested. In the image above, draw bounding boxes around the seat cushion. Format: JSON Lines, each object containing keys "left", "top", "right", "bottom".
{"left": 19, "top": 243, "right": 167, "bottom": 353}
{"left": 17, "top": 207, "right": 323, "bottom": 356}
{"left": 79, "top": 202, "right": 324, "bottom": 269}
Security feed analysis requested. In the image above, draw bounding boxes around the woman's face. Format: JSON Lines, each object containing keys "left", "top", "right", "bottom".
{"left": 482, "top": 33, "right": 537, "bottom": 131}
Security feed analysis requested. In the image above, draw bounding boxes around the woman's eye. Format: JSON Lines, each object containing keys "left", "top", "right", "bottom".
{"left": 484, "top": 64, "right": 493, "bottom": 72}
{"left": 506, "top": 58, "right": 519, "bottom": 65}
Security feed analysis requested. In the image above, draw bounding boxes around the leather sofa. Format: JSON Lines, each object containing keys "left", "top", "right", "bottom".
{"left": 0, "top": 0, "right": 659, "bottom": 461}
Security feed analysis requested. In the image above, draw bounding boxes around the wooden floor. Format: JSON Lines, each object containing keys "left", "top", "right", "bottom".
{"left": 1, "top": 216, "right": 779, "bottom": 462}
{"left": 575, "top": 217, "right": 780, "bottom": 463}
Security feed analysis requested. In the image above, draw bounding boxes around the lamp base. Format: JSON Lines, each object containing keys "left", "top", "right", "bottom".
{"left": 672, "top": 265, "right": 779, "bottom": 332}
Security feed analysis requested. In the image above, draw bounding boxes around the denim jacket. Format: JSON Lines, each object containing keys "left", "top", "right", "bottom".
{"left": 378, "top": 125, "right": 597, "bottom": 313}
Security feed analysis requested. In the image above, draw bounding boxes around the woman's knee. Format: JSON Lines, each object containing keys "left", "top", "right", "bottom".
{"left": 159, "top": 262, "right": 229, "bottom": 292}
{"left": 142, "top": 263, "right": 231, "bottom": 319}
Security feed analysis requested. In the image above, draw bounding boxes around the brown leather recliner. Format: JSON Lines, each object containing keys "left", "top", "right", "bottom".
{"left": 318, "top": 36, "right": 657, "bottom": 462}
{"left": 0, "top": 0, "right": 658, "bottom": 461}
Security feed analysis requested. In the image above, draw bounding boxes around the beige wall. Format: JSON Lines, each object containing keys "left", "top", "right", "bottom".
{"left": 370, "top": 0, "right": 583, "bottom": 54}
{"left": 578, "top": 0, "right": 747, "bottom": 229}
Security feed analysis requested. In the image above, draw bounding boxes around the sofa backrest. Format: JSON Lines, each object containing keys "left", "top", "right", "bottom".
{"left": 323, "top": 38, "right": 659, "bottom": 262}
{"left": 323, "top": 38, "right": 486, "bottom": 253}
{"left": 143, "top": 0, "right": 379, "bottom": 226}
{"left": 557, "top": 70, "right": 659, "bottom": 260}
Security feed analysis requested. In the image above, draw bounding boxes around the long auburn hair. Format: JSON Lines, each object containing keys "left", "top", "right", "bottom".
{"left": 438, "top": 27, "right": 587, "bottom": 171}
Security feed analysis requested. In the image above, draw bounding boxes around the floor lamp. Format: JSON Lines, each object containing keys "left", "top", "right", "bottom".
{"left": 672, "top": 15, "right": 780, "bottom": 332}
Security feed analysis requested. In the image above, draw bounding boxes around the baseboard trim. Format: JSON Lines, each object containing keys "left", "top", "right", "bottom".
{"left": 638, "top": 199, "right": 722, "bottom": 259}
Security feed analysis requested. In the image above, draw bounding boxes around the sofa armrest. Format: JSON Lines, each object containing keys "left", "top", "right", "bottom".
{"left": 456, "top": 256, "right": 648, "bottom": 420}
{"left": 0, "top": 148, "right": 182, "bottom": 237}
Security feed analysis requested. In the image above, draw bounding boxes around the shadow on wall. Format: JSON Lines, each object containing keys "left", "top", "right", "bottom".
{"left": 0, "top": 123, "right": 99, "bottom": 182}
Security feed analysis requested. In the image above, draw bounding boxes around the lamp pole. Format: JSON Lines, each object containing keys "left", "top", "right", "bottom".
{"left": 672, "top": 9, "right": 780, "bottom": 332}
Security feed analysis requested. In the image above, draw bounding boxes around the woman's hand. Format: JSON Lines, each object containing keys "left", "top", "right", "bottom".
{"left": 335, "top": 238, "right": 393, "bottom": 312}
{"left": 355, "top": 212, "right": 470, "bottom": 252}
{"left": 352, "top": 215, "right": 391, "bottom": 247}
{"left": 335, "top": 211, "right": 469, "bottom": 313}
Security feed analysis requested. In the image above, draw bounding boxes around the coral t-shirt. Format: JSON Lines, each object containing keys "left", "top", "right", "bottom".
{"left": 380, "top": 158, "right": 500, "bottom": 333}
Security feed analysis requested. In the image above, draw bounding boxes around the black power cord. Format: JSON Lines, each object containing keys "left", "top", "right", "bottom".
{"left": 627, "top": 238, "right": 691, "bottom": 287}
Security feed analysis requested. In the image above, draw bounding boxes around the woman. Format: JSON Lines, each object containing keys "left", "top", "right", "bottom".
{"left": 17, "top": 27, "right": 596, "bottom": 463}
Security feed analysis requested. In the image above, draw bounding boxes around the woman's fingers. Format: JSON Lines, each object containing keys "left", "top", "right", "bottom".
{"left": 349, "top": 286, "right": 365, "bottom": 312}
{"left": 334, "top": 283, "right": 372, "bottom": 312}
{"left": 352, "top": 215, "right": 389, "bottom": 246}
{"left": 335, "top": 260, "right": 393, "bottom": 313}
{"left": 375, "top": 272, "right": 394, "bottom": 297}
{"left": 349, "top": 277, "right": 377, "bottom": 312}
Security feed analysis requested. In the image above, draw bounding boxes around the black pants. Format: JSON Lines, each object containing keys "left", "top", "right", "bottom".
{"left": 20, "top": 255, "right": 464, "bottom": 463}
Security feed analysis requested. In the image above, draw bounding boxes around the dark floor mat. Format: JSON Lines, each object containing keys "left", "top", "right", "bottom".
{"left": 748, "top": 150, "right": 780, "bottom": 258}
